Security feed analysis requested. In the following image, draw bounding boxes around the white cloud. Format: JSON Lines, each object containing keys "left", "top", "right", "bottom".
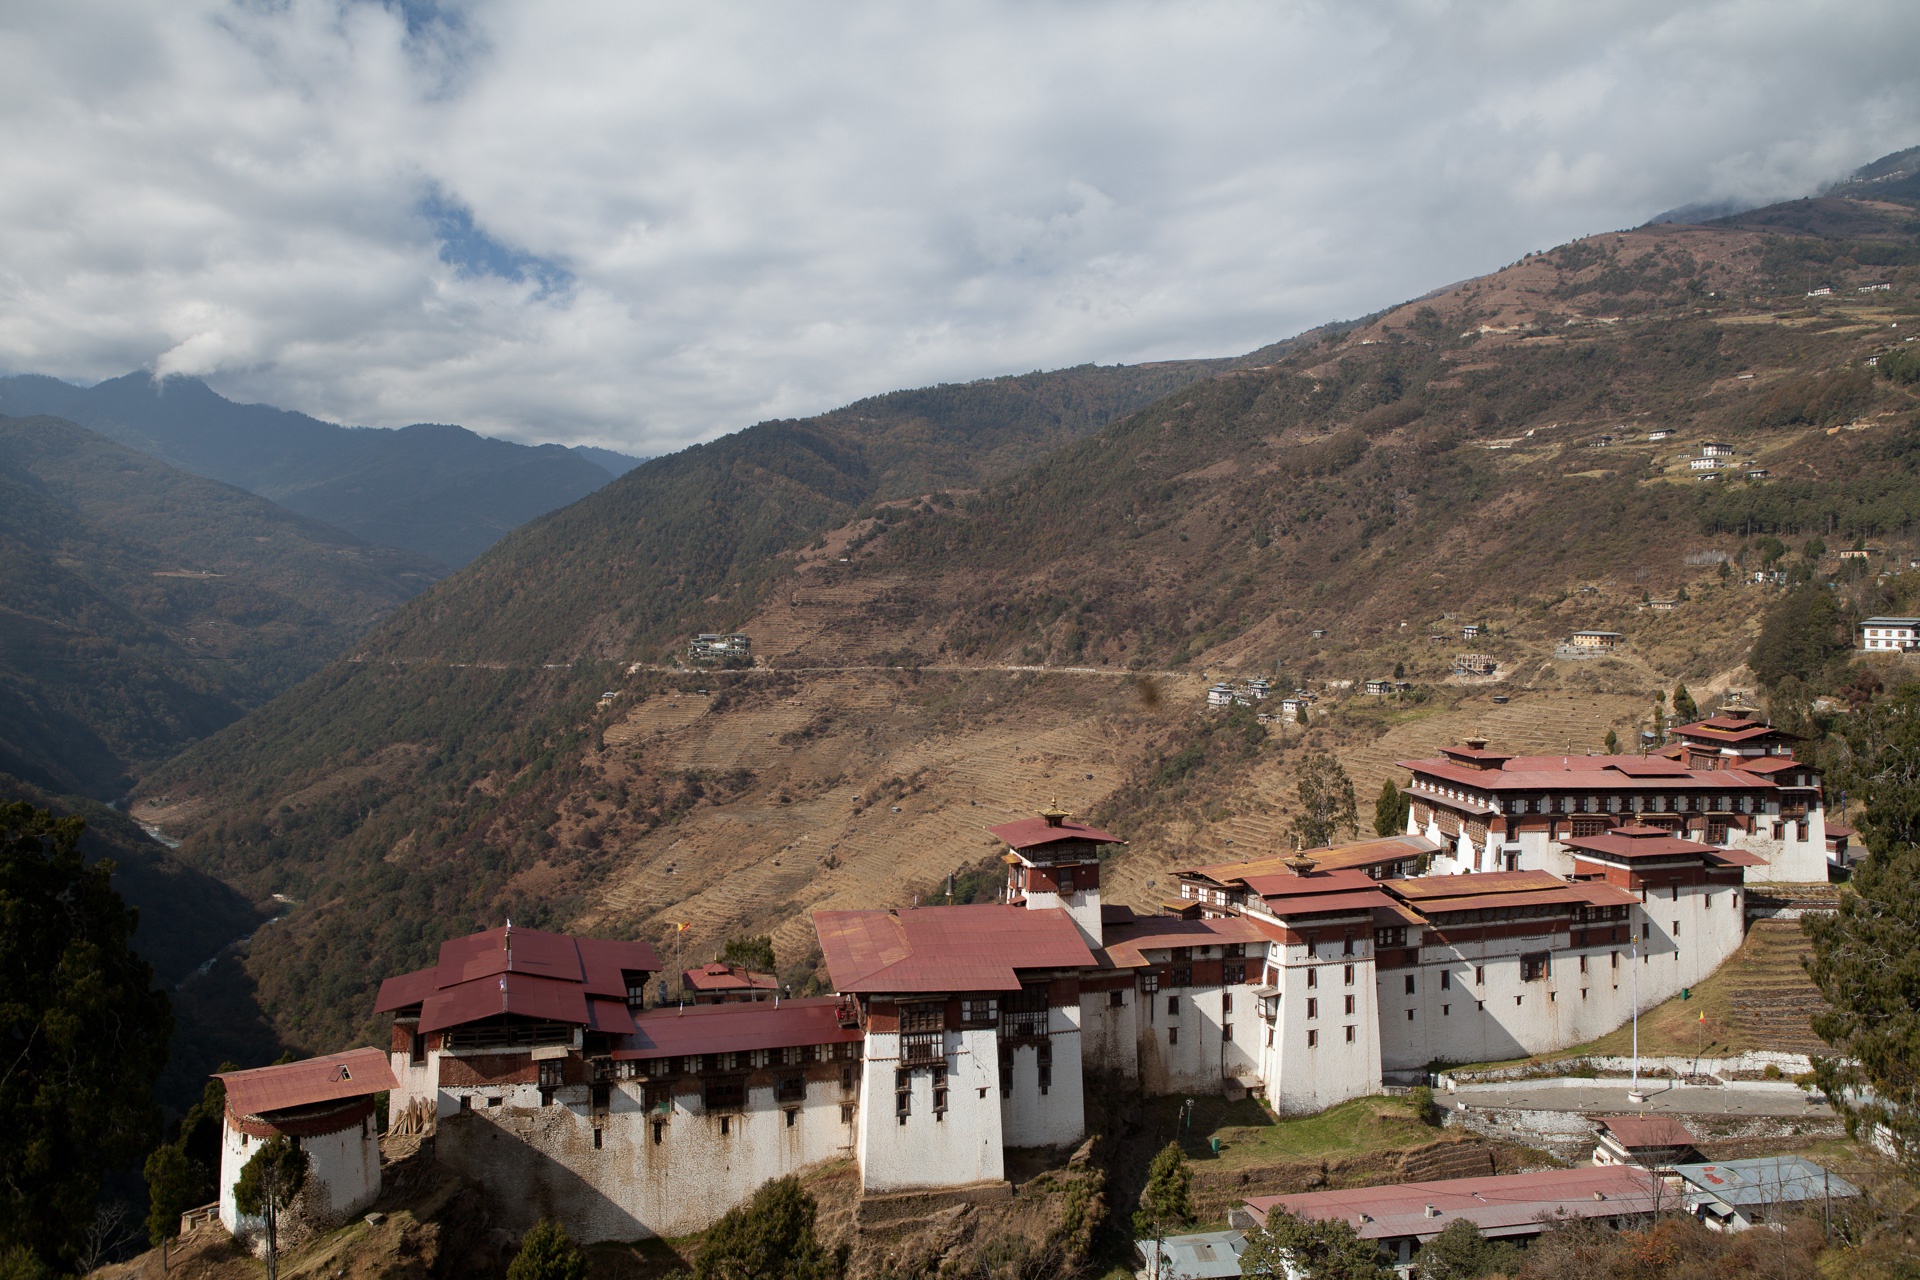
{"left": 0, "top": 0, "right": 1916, "bottom": 453}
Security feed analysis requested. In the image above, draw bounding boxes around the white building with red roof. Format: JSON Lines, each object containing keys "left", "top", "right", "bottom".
{"left": 216, "top": 1047, "right": 396, "bottom": 1248}
{"left": 1395, "top": 715, "right": 1828, "bottom": 883}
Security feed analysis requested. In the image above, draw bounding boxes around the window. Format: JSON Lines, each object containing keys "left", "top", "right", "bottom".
{"left": 1225, "top": 961, "right": 1246, "bottom": 984}
{"left": 1225, "top": 943, "right": 1245, "bottom": 958}
{"left": 1404, "top": 975, "right": 1416, "bottom": 995}
{"left": 777, "top": 1074, "right": 806, "bottom": 1103}
{"left": 841, "top": 1102, "right": 856, "bottom": 1123}
{"left": 1406, "top": 1009, "right": 1414, "bottom": 1021}
{"left": 998, "top": 1046, "right": 1012, "bottom": 1093}
{"left": 1168, "top": 1026, "right": 1179, "bottom": 1045}
{"left": 1611, "top": 951, "right": 1619, "bottom": 970}
{"left": 1307, "top": 998, "right": 1318, "bottom": 1018}
{"left": 1520, "top": 953, "right": 1550, "bottom": 982}
{"left": 895, "top": 1069, "right": 911, "bottom": 1118}
{"left": 1172, "top": 946, "right": 1193, "bottom": 962}
{"left": 1343, "top": 934, "right": 1355, "bottom": 957}
{"left": 1344, "top": 994, "right": 1355, "bottom": 1015}
{"left": 1344, "top": 964, "right": 1354, "bottom": 985}
{"left": 1442, "top": 1004, "right": 1450, "bottom": 1016}
{"left": 1223, "top": 1023, "right": 1234, "bottom": 1042}
{"left": 960, "top": 998, "right": 999, "bottom": 1026}
{"left": 1642, "top": 923, "right": 1651, "bottom": 940}
{"left": 1058, "top": 869, "right": 1075, "bottom": 894}
{"left": 1266, "top": 1028, "right": 1274, "bottom": 1047}
{"left": 1440, "top": 970, "right": 1451, "bottom": 991}
{"left": 1373, "top": 926, "right": 1407, "bottom": 948}
{"left": 1474, "top": 966, "right": 1484, "bottom": 985}
{"left": 458, "top": 1096, "right": 471, "bottom": 1113}
{"left": 1167, "top": 995, "right": 1179, "bottom": 1016}
{"left": 1222, "top": 993, "right": 1234, "bottom": 1015}
{"left": 1307, "top": 1029, "right": 1318, "bottom": 1047}
{"left": 1307, "top": 968, "right": 1318, "bottom": 989}
{"left": 719, "top": 1115, "right": 731, "bottom": 1136}
{"left": 705, "top": 1077, "right": 746, "bottom": 1112}
{"left": 410, "top": 1030, "right": 427, "bottom": 1062}
{"left": 1345, "top": 1025, "right": 1356, "bottom": 1043}
{"left": 1306, "top": 934, "right": 1319, "bottom": 959}
{"left": 1672, "top": 920, "right": 1680, "bottom": 938}
{"left": 1140, "top": 972, "right": 1159, "bottom": 995}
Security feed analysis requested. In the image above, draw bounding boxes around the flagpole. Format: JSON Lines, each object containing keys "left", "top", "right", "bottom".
{"left": 1628, "top": 939, "right": 1644, "bottom": 1104}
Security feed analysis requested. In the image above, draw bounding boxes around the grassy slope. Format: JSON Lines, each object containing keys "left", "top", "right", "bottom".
{"left": 143, "top": 194, "right": 1920, "bottom": 1053}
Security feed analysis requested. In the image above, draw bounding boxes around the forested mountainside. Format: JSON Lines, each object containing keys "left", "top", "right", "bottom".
{"left": 0, "top": 372, "right": 642, "bottom": 566}
{"left": 0, "top": 415, "right": 444, "bottom": 797}
{"left": 140, "top": 178, "right": 1920, "bottom": 1052}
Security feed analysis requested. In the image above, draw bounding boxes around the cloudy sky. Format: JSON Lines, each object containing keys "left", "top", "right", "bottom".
{"left": 2, "top": 1, "right": 1917, "bottom": 454}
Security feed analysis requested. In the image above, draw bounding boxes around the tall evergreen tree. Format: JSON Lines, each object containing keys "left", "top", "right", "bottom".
{"left": 1290, "top": 753, "right": 1358, "bottom": 849}
{"left": 1374, "top": 780, "right": 1409, "bottom": 838}
{"left": 695, "top": 1176, "right": 842, "bottom": 1280}
{"left": 1804, "top": 681, "right": 1920, "bottom": 1169}
{"left": 1671, "top": 683, "right": 1699, "bottom": 723}
{"left": 233, "top": 1134, "right": 308, "bottom": 1280}
{"left": 0, "top": 803, "right": 171, "bottom": 1271}
{"left": 1133, "top": 1143, "right": 1195, "bottom": 1278}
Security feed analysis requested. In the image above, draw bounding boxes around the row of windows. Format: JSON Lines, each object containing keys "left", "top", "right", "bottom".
{"left": 624, "top": 1043, "right": 859, "bottom": 1077}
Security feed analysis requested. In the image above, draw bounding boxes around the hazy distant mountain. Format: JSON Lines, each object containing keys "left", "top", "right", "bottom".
{"left": 571, "top": 444, "right": 650, "bottom": 475}
{"left": 0, "top": 413, "right": 444, "bottom": 796}
{"left": 1825, "top": 143, "right": 1920, "bottom": 202}
{"left": 0, "top": 372, "right": 635, "bottom": 566}
{"left": 1643, "top": 198, "right": 1764, "bottom": 226}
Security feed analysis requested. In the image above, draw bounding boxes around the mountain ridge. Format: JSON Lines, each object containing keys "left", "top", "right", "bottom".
{"left": 0, "top": 372, "right": 644, "bottom": 566}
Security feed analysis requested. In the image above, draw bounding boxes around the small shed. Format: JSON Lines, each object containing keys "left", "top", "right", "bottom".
{"left": 217, "top": 1048, "right": 396, "bottom": 1250}
{"left": 1135, "top": 1228, "right": 1246, "bottom": 1279}
{"left": 1592, "top": 1115, "right": 1699, "bottom": 1170}
{"left": 1674, "top": 1157, "right": 1858, "bottom": 1232}
{"left": 683, "top": 961, "right": 779, "bottom": 1004}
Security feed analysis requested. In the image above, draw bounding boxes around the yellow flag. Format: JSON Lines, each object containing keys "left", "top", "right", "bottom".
{"left": 1698, "top": 1011, "right": 1706, "bottom": 1022}
{"left": 677, "top": 922, "right": 692, "bottom": 932}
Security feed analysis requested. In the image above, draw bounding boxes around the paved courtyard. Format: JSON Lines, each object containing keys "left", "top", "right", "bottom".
{"left": 1446, "top": 1079, "right": 1832, "bottom": 1118}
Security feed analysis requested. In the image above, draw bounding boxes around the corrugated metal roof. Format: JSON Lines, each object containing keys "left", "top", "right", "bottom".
{"left": 1599, "top": 1115, "right": 1698, "bottom": 1148}
{"left": 683, "top": 962, "right": 779, "bottom": 993}
{"left": 612, "top": 997, "right": 861, "bottom": 1058}
{"left": 1244, "top": 1165, "right": 1662, "bottom": 1241}
{"left": 1673, "top": 1157, "right": 1858, "bottom": 1208}
{"left": 1565, "top": 828, "right": 1721, "bottom": 860}
{"left": 419, "top": 971, "right": 591, "bottom": 1033}
{"left": 988, "top": 816, "right": 1124, "bottom": 851}
{"left": 1180, "top": 836, "right": 1439, "bottom": 885}
{"left": 1386, "top": 870, "right": 1564, "bottom": 900}
{"left": 1101, "top": 916, "right": 1268, "bottom": 969}
{"left": 1252, "top": 889, "right": 1399, "bottom": 919}
{"left": 815, "top": 904, "right": 1095, "bottom": 993}
{"left": 374, "top": 927, "right": 661, "bottom": 1034}
{"left": 219, "top": 1047, "right": 396, "bottom": 1120}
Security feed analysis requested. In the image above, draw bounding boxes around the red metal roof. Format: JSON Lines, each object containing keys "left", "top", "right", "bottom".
{"left": 613, "top": 997, "right": 861, "bottom": 1058}
{"left": 1400, "top": 755, "right": 1782, "bottom": 792}
{"left": 1180, "top": 837, "right": 1439, "bottom": 886}
{"left": 1599, "top": 1115, "right": 1698, "bottom": 1148}
{"left": 1386, "top": 870, "right": 1565, "bottom": 901}
{"left": 1101, "top": 916, "right": 1268, "bottom": 969}
{"left": 219, "top": 1047, "right": 396, "bottom": 1120}
{"left": 1243, "top": 1165, "right": 1663, "bottom": 1241}
{"left": 376, "top": 926, "right": 660, "bottom": 1033}
{"left": 1253, "top": 889, "right": 1400, "bottom": 919}
{"left": 814, "top": 904, "right": 1095, "bottom": 993}
{"left": 1564, "top": 827, "right": 1722, "bottom": 861}
{"left": 683, "top": 962, "right": 779, "bottom": 993}
{"left": 989, "top": 816, "right": 1124, "bottom": 851}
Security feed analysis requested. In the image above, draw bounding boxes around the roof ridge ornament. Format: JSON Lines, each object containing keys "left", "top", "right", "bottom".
{"left": 1284, "top": 834, "right": 1318, "bottom": 876}
{"left": 1040, "top": 798, "right": 1071, "bottom": 827}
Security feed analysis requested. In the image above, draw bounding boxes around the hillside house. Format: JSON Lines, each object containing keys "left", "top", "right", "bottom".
{"left": 1807, "top": 286, "right": 1833, "bottom": 297}
{"left": 1648, "top": 429, "right": 1674, "bottom": 441}
{"left": 688, "top": 633, "right": 751, "bottom": 661}
{"left": 1570, "top": 630, "right": 1622, "bottom": 651}
{"left": 1859, "top": 617, "right": 1920, "bottom": 651}
{"left": 1310, "top": 628, "right": 1327, "bottom": 639}
{"left": 1396, "top": 716, "right": 1828, "bottom": 882}
{"left": 1592, "top": 1116, "right": 1699, "bottom": 1171}
{"left": 1453, "top": 654, "right": 1497, "bottom": 677}
{"left": 1245, "top": 678, "right": 1271, "bottom": 701}
{"left": 216, "top": 1049, "right": 395, "bottom": 1252}
{"left": 1461, "top": 623, "right": 1481, "bottom": 640}
{"left": 1689, "top": 457, "right": 1721, "bottom": 471}
{"left": 683, "top": 961, "right": 779, "bottom": 1003}
{"left": 1701, "top": 442, "right": 1734, "bottom": 458}
{"left": 1207, "top": 684, "right": 1235, "bottom": 708}
{"left": 1642, "top": 598, "right": 1678, "bottom": 612}
{"left": 1746, "top": 468, "right": 1770, "bottom": 480}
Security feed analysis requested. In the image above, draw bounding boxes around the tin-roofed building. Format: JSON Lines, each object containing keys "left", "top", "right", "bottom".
{"left": 1592, "top": 1115, "right": 1700, "bottom": 1170}
{"left": 1241, "top": 1165, "right": 1665, "bottom": 1270}
{"left": 1674, "top": 1157, "right": 1859, "bottom": 1231}
{"left": 216, "top": 1048, "right": 396, "bottom": 1249}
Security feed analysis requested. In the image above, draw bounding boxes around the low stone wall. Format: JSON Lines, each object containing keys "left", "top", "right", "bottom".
{"left": 1439, "top": 1051, "right": 1814, "bottom": 1087}
{"left": 1444, "top": 1103, "right": 1842, "bottom": 1160}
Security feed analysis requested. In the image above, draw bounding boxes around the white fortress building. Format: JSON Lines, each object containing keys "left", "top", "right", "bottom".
{"left": 1396, "top": 713, "right": 1829, "bottom": 883}
{"left": 280, "top": 730, "right": 1818, "bottom": 1248}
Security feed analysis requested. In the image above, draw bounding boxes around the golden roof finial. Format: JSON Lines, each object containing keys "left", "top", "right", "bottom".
{"left": 1282, "top": 832, "right": 1317, "bottom": 876}
{"left": 1040, "top": 798, "right": 1071, "bottom": 827}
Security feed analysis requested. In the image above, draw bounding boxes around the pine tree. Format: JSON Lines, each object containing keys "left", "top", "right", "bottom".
{"left": 0, "top": 803, "right": 171, "bottom": 1272}
{"left": 1671, "top": 683, "right": 1698, "bottom": 723}
{"left": 233, "top": 1134, "right": 309, "bottom": 1280}
{"left": 1133, "top": 1143, "right": 1195, "bottom": 1277}
{"left": 508, "top": 1220, "right": 590, "bottom": 1280}
{"left": 1603, "top": 729, "right": 1618, "bottom": 754}
{"left": 1289, "top": 754, "right": 1358, "bottom": 849}
{"left": 1374, "top": 780, "right": 1409, "bottom": 838}
{"left": 1411, "top": 1218, "right": 1520, "bottom": 1280}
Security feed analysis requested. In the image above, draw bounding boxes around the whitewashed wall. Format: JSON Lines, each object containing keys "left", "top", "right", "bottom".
{"left": 218, "top": 1115, "right": 380, "bottom": 1249}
